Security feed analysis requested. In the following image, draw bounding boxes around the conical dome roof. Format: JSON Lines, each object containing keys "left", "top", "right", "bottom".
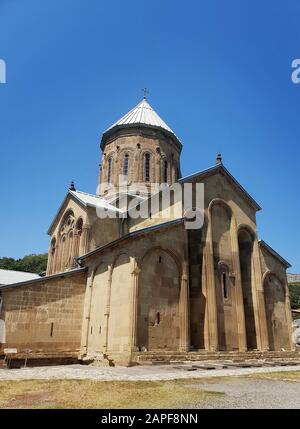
{"left": 101, "top": 98, "right": 180, "bottom": 148}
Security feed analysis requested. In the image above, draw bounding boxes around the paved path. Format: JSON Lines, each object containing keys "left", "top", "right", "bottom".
{"left": 0, "top": 363, "right": 300, "bottom": 382}
{"left": 191, "top": 379, "right": 300, "bottom": 409}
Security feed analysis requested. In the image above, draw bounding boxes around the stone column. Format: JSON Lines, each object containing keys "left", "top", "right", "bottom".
{"left": 129, "top": 258, "right": 140, "bottom": 352}
{"left": 230, "top": 219, "right": 247, "bottom": 352}
{"left": 103, "top": 265, "right": 113, "bottom": 354}
{"left": 204, "top": 223, "right": 218, "bottom": 351}
{"left": 79, "top": 272, "right": 94, "bottom": 357}
{"left": 284, "top": 281, "right": 295, "bottom": 351}
{"left": 79, "top": 224, "right": 90, "bottom": 256}
{"left": 253, "top": 239, "right": 269, "bottom": 351}
{"left": 179, "top": 261, "right": 190, "bottom": 352}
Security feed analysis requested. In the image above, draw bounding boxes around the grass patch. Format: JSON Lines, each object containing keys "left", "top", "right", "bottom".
{"left": 0, "top": 379, "right": 224, "bottom": 409}
{"left": 247, "top": 371, "right": 300, "bottom": 382}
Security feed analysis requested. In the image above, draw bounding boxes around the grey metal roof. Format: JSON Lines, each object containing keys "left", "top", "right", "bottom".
{"left": 101, "top": 98, "right": 181, "bottom": 148}
{"left": 70, "top": 190, "right": 123, "bottom": 212}
{"left": 0, "top": 269, "right": 40, "bottom": 286}
{"left": 105, "top": 98, "right": 175, "bottom": 134}
{"left": 47, "top": 190, "right": 123, "bottom": 235}
{"left": 0, "top": 268, "right": 86, "bottom": 291}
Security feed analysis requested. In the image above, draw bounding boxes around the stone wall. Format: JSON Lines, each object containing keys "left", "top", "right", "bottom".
{"left": 0, "top": 271, "right": 86, "bottom": 359}
{"left": 99, "top": 127, "right": 181, "bottom": 196}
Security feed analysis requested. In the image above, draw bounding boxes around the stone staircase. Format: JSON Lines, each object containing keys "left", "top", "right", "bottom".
{"left": 134, "top": 350, "right": 300, "bottom": 366}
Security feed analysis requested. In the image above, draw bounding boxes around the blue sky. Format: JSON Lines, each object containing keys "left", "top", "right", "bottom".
{"left": 0, "top": 0, "right": 299, "bottom": 272}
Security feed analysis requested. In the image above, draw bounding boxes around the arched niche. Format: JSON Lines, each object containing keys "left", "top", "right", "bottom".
{"left": 264, "top": 273, "right": 289, "bottom": 351}
{"left": 107, "top": 253, "right": 131, "bottom": 353}
{"left": 138, "top": 248, "right": 180, "bottom": 351}
{"left": 238, "top": 228, "right": 257, "bottom": 350}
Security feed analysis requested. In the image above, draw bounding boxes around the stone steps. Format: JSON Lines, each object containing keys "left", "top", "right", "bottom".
{"left": 134, "top": 350, "right": 300, "bottom": 365}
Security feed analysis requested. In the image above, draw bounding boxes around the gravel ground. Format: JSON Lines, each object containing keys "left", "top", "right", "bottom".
{"left": 0, "top": 363, "right": 300, "bottom": 382}
{"left": 190, "top": 379, "right": 300, "bottom": 409}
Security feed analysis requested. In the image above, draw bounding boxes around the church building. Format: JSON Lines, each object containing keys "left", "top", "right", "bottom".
{"left": 0, "top": 96, "right": 295, "bottom": 366}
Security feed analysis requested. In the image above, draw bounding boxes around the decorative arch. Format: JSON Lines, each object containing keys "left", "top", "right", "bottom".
{"left": 51, "top": 210, "right": 84, "bottom": 273}
{"left": 208, "top": 198, "right": 233, "bottom": 218}
{"left": 263, "top": 271, "right": 287, "bottom": 296}
{"left": 209, "top": 198, "right": 240, "bottom": 351}
{"left": 137, "top": 246, "right": 182, "bottom": 351}
{"left": 238, "top": 226, "right": 257, "bottom": 350}
{"left": 263, "top": 272, "right": 290, "bottom": 350}
{"left": 87, "top": 262, "right": 109, "bottom": 355}
{"left": 47, "top": 236, "right": 57, "bottom": 275}
{"left": 237, "top": 224, "right": 257, "bottom": 241}
{"left": 107, "top": 252, "right": 131, "bottom": 353}
{"left": 139, "top": 245, "right": 183, "bottom": 278}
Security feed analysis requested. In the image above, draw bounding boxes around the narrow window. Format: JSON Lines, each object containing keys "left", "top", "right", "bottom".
{"left": 107, "top": 157, "right": 112, "bottom": 185}
{"left": 222, "top": 273, "right": 228, "bottom": 299}
{"left": 164, "top": 160, "right": 168, "bottom": 183}
{"left": 90, "top": 326, "right": 93, "bottom": 335}
{"left": 145, "top": 153, "right": 150, "bottom": 182}
{"left": 156, "top": 312, "right": 160, "bottom": 325}
{"left": 123, "top": 153, "right": 129, "bottom": 177}
{"left": 50, "top": 322, "right": 54, "bottom": 337}
{"left": 99, "top": 325, "right": 102, "bottom": 334}
{"left": 176, "top": 167, "right": 180, "bottom": 181}
{"left": 158, "top": 256, "right": 162, "bottom": 264}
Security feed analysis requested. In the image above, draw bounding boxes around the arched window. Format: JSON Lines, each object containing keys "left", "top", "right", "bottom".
{"left": 50, "top": 238, "right": 56, "bottom": 256}
{"left": 145, "top": 153, "right": 150, "bottom": 182}
{"left": 123, "top": 153, "right": 129, "bottom": 177}
{"left": 73, "top": 218, "right": 83, "bottom": 261}
{"left": 164, "top": 160, "right": 168, "bottom": 183}
{"left": 107, "top": 157, "right": 112, "bottom": 185}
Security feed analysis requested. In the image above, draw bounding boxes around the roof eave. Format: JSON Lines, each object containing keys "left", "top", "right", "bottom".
{"left": 47, "top": 191, "right": 87, "bottom": 236}
{"left": 77, "top": 218, "right": 184, "bottom": 264}
{"left": 259, "top": 239, "right": 292, "bottom": 269}
{"left": 179, "top": 164, "right": 262, "bottom": 212}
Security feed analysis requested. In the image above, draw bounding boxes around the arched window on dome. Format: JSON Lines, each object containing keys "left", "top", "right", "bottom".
{"left": 107, "top": 157, "right": 112, "bottom": 185}
{"left": 164, "top": 160, "right": 168, "bottom": 183}
{"left": 145, "top": 153, "right": 150, "bottom": 182}
{"left": 123, "top": 153, "right": 129, "bottom": 178}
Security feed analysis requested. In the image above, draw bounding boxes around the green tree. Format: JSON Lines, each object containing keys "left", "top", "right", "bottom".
{"left": 289, "top": 283, "right": 300, "bottom": 309}
{"left": 0, "top": 253, "right": 48, "bottom": 274}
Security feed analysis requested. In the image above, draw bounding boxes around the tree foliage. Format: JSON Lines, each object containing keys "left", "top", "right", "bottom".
{"left": 289, "top": 283, "right": 300, "bottom": 309}
{"left": 0, "top": 253, "right": 48, "bottom": 274}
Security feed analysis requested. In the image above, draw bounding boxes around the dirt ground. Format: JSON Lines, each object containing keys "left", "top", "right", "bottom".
{"left": 0, "top": 370, "right": 299, "bottom": 409}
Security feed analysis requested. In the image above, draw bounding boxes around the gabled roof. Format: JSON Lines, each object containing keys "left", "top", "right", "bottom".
{"left": 0, "top": 269, "right": 40, "bottom": 286}
{"left": 259, "top": 240, "right": 291, "bottom": 268}
{"left": 101, "top": 98, "right": 181, "bottom": 148}
{"left": 179, "top": 163, "right": 262, "bottom": 211}
{"left": 47, "top": 190, "right": 122, "bottom": 235}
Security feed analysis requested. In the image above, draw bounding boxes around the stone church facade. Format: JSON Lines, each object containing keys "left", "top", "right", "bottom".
{"left": 0, "top": 97, "right": 295, "bottom": 365}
